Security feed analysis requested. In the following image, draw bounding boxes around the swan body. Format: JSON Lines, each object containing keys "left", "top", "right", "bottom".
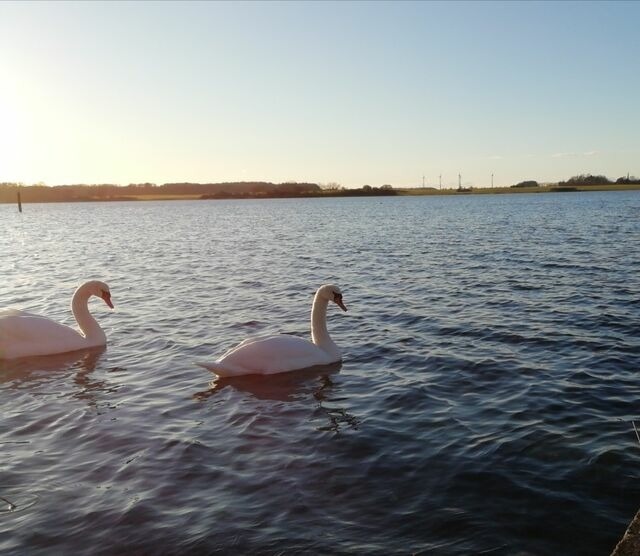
{"left": 199, "top": 284, "right": 347, "bottom": 377}
{"left": 0, "top": 281, "right": 114, "bottom": 359}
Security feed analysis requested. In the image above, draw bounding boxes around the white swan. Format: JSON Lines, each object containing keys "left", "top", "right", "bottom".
{"left": 0, "top": 281, "right": 114, "bottom": 359}
{"left": 199, "top": 284, "right": 347, "bottom": 377}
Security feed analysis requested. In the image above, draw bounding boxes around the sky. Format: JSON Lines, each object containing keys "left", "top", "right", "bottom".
{"left": 1, "top": 1, "right": 639, "bottom": 189}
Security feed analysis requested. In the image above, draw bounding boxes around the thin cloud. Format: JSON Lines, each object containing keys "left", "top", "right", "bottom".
{"left": 551, "top": 151, "right": 599, "bottom": 158}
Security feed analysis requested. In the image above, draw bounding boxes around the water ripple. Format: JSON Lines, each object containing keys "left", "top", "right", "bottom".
{"left": 1, "top": 192, "right": 640, "bottom": 555}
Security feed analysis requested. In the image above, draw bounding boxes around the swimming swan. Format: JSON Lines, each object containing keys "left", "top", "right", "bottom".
{"left": 0, "top": 281, "right": 114, "bottom": 359}
{"left": 199, "top": 284, "right": 347, "bottom": 377}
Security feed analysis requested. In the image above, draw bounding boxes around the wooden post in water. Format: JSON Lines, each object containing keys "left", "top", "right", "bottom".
{"left": 17, "top": 187, "right": 22, "bottom": 213}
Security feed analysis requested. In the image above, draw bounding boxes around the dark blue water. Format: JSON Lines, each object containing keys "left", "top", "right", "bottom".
{"left": 1, "top": 191, "right": 639, "bottom": 555}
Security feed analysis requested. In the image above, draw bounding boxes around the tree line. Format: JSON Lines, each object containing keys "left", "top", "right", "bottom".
{"left": 0, "top": 181, "right": 397, "bottom": 203}
{"left": 558, "top": 174, "right": 640, "bottom": 186}
{"left": 511, "top": 174, "right": 640, "bottom": 188}
{"left": 0, "top": 181, "right": 322, "bottom": 202}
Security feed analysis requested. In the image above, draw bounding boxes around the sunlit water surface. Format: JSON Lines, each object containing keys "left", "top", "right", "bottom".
{"left": 1, "top": 192, "right": 639, "bottom": 555}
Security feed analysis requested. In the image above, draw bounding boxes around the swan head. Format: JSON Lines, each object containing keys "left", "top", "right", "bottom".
{"left": 317, "top": 284, "right": 347, "bottom": 312}
{"left": 83, "top": 280, "right": 114, "bottom": 309}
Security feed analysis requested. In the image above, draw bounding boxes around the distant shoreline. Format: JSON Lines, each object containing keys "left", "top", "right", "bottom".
{"left": 398, "top": 183, "right": 640, "bottom": 196}
{"left": 1, "top": 182, "right": 639, "bottom": 204}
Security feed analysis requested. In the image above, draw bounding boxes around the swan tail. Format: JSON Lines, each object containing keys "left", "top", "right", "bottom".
{"left": 196, "top": 361, "right": 245, "bottom": 378}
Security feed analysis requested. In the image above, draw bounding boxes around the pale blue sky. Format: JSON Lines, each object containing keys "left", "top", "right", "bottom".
{"left": 1, "top": 1, "right": 638, "bottom": 188}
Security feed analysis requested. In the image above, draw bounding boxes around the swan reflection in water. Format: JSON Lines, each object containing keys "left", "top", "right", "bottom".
{"left": 194, "top": 362, "right": 359, "bottom": 433}
{"left": 194, "top": 362, "right": 342, "bottom": 402}
{"left": 0, "top": 346, "right": 118, "bottom": 408}
{"left": 0, "top": 347, "right": 111, "bottom": 514}
{"left": 0, "top": 345, "right": 105, "bottom": 380}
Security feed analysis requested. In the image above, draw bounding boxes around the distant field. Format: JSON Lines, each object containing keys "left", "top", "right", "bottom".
{"left": 3, "top": 184, "right": 640, "bottom": 205}
{"left": 398, "top": 183, "right": 640, "bottom": 195}
{"left": 120, "top": 194, "right": 203, "bottom": 200}
{"left": 129, "top": 184, "right": 640, "bottom": 200}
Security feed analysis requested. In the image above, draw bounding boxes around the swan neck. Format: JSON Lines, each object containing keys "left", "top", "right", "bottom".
{"left": 311, "top": 292, "right": 338, "bottom": 356}
{"left": 71, "top": 285, "right": 105, "bottom": 343}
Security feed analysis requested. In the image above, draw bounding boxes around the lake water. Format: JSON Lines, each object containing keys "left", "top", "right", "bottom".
{"left": 1, "top": 192, "right": 639, "bottom": 555}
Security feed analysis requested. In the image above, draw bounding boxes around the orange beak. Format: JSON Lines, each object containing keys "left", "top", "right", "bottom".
{"left": 335, "top": 297, "right": 347, "bottom": 312}
{"left": 101, "top": 290, "right": 114, "bottom": 309}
